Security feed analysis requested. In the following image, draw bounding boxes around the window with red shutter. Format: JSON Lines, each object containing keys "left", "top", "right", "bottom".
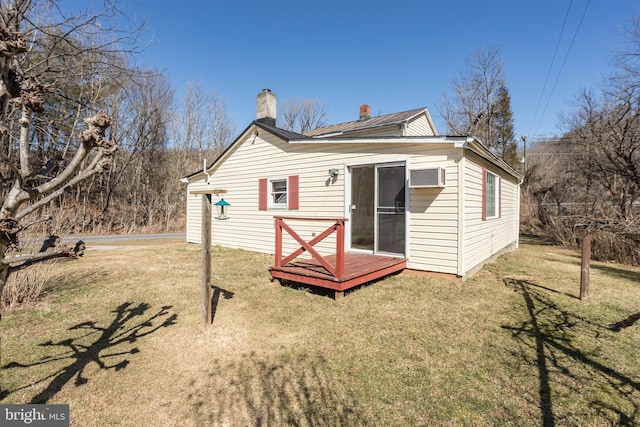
{"left": 259, "top": 176, "right": 299, "bottom": 210}
{"left": 288, "top": 175, "right": 299, "bottom": 210}
{"left": 258, "top": 178, "right": 267, "bottom": 210}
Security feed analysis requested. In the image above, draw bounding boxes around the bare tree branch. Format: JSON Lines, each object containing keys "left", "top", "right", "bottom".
{"left": 279, "top": 97, "right": 328, "bottom": 133}
{"left": 4, "top": 238, "right": 85, "bottom": 272}
{"left": 0, "top": 0, "right": 143, "bottom": 309}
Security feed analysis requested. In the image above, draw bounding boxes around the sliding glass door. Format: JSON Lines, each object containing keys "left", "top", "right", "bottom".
{"left": 350, "top": 163, "right": 406, "bottom": 256}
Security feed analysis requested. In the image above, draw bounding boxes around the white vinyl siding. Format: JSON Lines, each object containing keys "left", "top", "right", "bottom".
{"left": 185, "top": 125, "right": 520, "bottom": 277}
{"left": 185, "top": 181, "right": 216, "bottom": 244}
{"left": 405, "top": 115, "right": 436, "bottom": 136}
{"left": 462, "top": 153, "right": 519, "bottom": 275}
{"left": 187, "top": 130, "right": 461, "bottom": 272}
{"left": 187, "top": 130, "right": 346, "bottom": 256}
{"left": 406, "top": 149, "right": 460, "bottom": 274}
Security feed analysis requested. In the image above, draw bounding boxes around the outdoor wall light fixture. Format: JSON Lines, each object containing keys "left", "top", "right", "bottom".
{"left": 328, "top": 168, "right": 339, "bottom": 177}
{"left": 214, "top": 198, "right": 230, "bottom": 219}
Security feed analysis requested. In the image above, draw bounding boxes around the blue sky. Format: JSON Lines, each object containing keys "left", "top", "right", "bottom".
{"left": 84, "top": 1, "right": 639, "bottom": 141}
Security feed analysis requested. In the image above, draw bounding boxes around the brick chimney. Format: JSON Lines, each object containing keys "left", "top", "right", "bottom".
{"left": 257, "top": 88, "right": 276, "bottom": 127}
{"left": 359, "top": 104, "right": 371, "bottom": 121}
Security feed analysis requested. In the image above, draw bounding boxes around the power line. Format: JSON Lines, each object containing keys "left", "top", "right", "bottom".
{"left": 531, "top": 0, "right": 592, "bottom": 138}
{"left": 528, "top": 0, "right": 574, "bottom": 137}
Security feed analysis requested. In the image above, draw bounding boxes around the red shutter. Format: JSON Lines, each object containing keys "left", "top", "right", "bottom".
{"left": 288, "top": 175, "right": 299, "bottom": 210}
{"left": 481, "top": 168, "right": 487, "bottom": 221}
{"left": 259, "top": 178, "right": 268, "bottom": 210}
{"left": 498, "top": 176, "right": 502, "bottom": 218}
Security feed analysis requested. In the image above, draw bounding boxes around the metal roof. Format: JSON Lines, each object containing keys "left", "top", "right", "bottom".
{"left": 303, "top": 107, "right": 427, "bottom": 137}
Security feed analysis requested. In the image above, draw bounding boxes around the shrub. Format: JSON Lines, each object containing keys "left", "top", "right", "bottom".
{"left": 1, "top": 261, "right": 50, "bottom": 312}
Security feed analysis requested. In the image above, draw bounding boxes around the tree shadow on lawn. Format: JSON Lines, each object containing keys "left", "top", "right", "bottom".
{"left": 550, "top": 250, "right": 640, "bottom": 284}
{"left": 591, "top": 263, "right": 640, "bottom": 284}
{"left": 608, "top": 312, "right": 640, "bottom": 332}
{"left": 2, "top": 302, "right": 177, "bottom": 403}
{"left": 502, "top": 277, "right": 640, "bottom": 426}
{"left": 187, "top": 352, "right": 368, "bottom": 426}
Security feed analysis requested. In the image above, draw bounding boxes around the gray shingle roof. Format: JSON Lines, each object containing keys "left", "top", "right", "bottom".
{"left": 253, "top": 120, "right": 308, "bottom": 141}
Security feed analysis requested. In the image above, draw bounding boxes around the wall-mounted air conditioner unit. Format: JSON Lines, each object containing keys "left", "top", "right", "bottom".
{"left": 409, "top": 167, "right": 446, "bottom": 188}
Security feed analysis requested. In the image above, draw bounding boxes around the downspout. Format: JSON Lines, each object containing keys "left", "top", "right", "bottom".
{"left": 516, "top": 175, "right": 523, "bottom": 249}
{"left": 203, "top": 158, "right": 212, "bottom": 184}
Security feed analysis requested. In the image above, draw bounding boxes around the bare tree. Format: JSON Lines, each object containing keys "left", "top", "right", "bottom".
{"left": 439, "top": 46, "right": 507, "bottom": 152}
{"left": 523, "top": 16, "right": 640, "bottom": 264}
{"left": 612, "top": 14, "right": 640, "bottom": 92}
{"left": 0, "top": 0, "right": 142, "bottom": 308}
{"left": 522, "top": 137, "right": 581, "bottom": 231}
{"left": 166, "top": 82, "right": 235, "bottom": 229}
{"left": 566, "top": 89, "right": 640, "bottom": 221}
{"left": 99, "top": 72, "right": 175, "bottom": 232}
{"left": 279, "top": 98, "right": 328, "bottom": 133}
{"left": 177, "top": 81, "right": 235, "bottom": 165}
{"left": 558, "top": 15, "right": 640, "bottom": 223}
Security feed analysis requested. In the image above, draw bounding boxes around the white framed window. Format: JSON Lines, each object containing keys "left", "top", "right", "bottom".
{"left": 484, "top": 170, "right": 499, "bottom": 219}
{"left": 270, "top": 178, "right": 288, "bottom": 208}
{"left": 259, "top": 175, "right": 299, "bottom": 211}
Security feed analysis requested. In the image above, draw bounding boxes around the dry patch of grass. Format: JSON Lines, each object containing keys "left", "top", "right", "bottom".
{"left": 1, "top": 238, "right": 639, "bottom": 426}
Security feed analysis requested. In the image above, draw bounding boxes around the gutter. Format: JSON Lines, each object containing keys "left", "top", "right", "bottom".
{"left": 463, "top": 138, "right": 523, "bottom": 181}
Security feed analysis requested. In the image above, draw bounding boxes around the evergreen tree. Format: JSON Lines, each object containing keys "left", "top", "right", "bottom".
{"left": 493, "top": 83, "right": 519, "bottom": 167}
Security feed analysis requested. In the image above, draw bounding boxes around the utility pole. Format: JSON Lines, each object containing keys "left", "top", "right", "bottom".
{"left": 520, "top": 135, "right": 527, "bottom": 175}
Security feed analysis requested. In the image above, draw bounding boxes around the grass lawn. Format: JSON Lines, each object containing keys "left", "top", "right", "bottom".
{"left": 1, "top": 237, "right": 639, "bottom": 426}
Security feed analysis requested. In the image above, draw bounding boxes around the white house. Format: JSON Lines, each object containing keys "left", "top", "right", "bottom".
{"left": 182, "top": 89, "right": 522, "bottom": 280}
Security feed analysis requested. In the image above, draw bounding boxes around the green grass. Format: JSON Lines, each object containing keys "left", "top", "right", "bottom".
{"left": 1, "top": 238, "right": 639, "bottom": 426}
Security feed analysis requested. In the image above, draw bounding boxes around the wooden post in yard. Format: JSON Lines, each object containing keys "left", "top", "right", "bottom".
{"left": 190, "top": 188, "right": 227, "bottom": 326}
{"left": 580, "top": 231, "right": 591, "bottom": 301}
{"left": 201, "top": 193, "right": 212, "bottom": 325}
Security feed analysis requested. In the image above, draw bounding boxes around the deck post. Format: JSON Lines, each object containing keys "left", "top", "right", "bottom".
{"left": 201, "top": 193, "right": 212, "bottom": 326}
{"left": 335, "top": 219, "right": 345, "bottom": 278}
{"left": 275, "top": 217, "right": 282, "bottom": 267}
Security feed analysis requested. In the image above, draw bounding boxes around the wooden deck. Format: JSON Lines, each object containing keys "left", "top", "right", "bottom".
{"left": 269, "top": 253, "right": 406, "bottom": 297}
{"left": 270, "top": 216, "right": 406, "bottom": 298}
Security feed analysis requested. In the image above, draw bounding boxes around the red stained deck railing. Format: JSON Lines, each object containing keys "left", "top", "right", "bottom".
{"left": 274, "top": 216, "right": 347, "bottom": 279}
